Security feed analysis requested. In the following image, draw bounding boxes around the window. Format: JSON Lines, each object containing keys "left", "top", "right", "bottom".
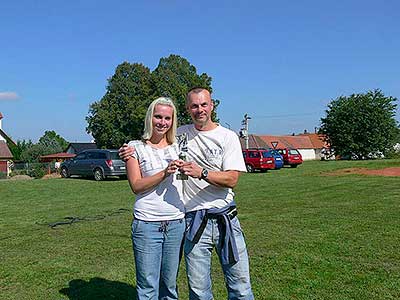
{"left": 249, "top": 151, "right": 260, "bottom": 158}
{"left": 262, "top": 151, "right": 272, "bottom": 158}
{"left": 75, "top": 153, "right": 86, "bottom": 160}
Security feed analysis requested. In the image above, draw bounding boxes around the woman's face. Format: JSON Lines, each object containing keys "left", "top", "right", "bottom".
{"left": 152, "top": 104, "right": 173, "bottom": 137}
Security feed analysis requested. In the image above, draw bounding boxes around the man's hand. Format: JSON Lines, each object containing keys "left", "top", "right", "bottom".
{"left": 180, "top": 161, "right": 202, "bottom": 179}
{"left": 119, "top": 143, "right": 135, "bottom": 161}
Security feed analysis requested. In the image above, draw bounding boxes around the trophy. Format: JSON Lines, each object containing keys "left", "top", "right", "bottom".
{"left": 176, "top": 133, "right": 188, "bottom": 180}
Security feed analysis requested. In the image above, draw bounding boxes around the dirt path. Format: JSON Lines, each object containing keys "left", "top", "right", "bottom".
{"left": 325, "top": 167, "right": 400, "bottom": 177}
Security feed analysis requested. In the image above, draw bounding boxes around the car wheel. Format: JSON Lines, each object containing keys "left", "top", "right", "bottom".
{"left": 60, "top": 167, "right": 69, "bottom": 178}
{"left": 246, "top": 164, "right": 254, "bottom": 173}
{"left": 94, "top": 168, "right": 104, "bottom": 181}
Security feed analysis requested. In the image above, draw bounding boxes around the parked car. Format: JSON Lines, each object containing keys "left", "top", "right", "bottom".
{"left": 276, "top": 148, "right": 303, "bottom": 168}
{"left": 60, "top": 149, "right": 126, "bottom": 181}
{"left": 268, "top": 149, "right": 284, "bottom": 169}
{"left": 242, "top": 148, "right": 275, "bottom": 173}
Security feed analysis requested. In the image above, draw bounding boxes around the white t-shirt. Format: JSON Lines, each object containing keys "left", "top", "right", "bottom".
{"left": 128, "top": 140, "right": 185, "bottom": 221}
{"left": 177, "top": 124, "right": 246, "bottom": 212}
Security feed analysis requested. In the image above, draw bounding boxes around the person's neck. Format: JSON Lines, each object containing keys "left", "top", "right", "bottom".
{"left": 194, "top": 121, "right": 218, "bottom": 131}
{"left": 147, "top": 135, "right": 169, "bottom": 148}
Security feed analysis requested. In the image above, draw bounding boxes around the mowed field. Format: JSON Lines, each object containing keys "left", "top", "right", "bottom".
{"left": 1, "top": 159, "right": 399, "bottom": 300}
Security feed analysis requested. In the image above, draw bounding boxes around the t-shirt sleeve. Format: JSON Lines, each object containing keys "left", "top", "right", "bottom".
{"left": 222, "top": 131, "right": 247, "bottom": 172}
{"left": 127, "top": 140, "right": 139, "bottom": 160}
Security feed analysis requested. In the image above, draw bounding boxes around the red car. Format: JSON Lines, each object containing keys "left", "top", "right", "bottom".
{"left": 242, "top": 148, "right": 275, "bottom": 173}
{"left": 276, "top": 148, "right": 303, "bottom": 168}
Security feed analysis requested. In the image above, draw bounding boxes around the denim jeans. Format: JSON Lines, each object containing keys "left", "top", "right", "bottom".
{"left": 184, "top": 213, "right": 254, "bottom": 300}
{"left": 132, "top": 218, "right": 185, "bottom": 300}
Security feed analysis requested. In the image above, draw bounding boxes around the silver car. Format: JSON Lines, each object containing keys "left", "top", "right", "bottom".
{"left": 60, "top": 149, "right": 126, "bottom": 181}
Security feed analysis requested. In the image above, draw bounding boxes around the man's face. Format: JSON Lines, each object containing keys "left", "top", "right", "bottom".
{"left": 186, "top": 90, "right": 214, "bottom": 127}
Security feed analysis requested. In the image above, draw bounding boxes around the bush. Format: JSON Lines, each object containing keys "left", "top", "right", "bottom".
{"left": 9, "top": 169, "right": 28, "bottom": 177}
{"left": 26, "top": 163, "right": 48, "bottom": 179}
{"left": 0, "top": 172, "right": 7, "bottom": 179}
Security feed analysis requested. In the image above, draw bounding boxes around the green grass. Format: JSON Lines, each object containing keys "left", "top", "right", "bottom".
{"left": 1, "top": 159, "right": 400, "bottom": 300}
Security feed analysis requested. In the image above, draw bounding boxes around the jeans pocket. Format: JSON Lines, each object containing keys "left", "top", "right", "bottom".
{"left": 185, "top": 215, "right": 194, "bottom": 233}
{"left": 231, "top": 216, "right": 244, "bottom": 235}
{"left": 131, "top": 219, "right": 140, "bottom": 234}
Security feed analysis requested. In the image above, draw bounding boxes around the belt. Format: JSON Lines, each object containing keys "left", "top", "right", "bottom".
{"left": 207, "top": 207, "right": 237, "bottom": 220}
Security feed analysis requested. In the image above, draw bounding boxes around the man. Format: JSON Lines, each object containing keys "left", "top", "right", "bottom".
{"left": 177, "top": 88, "right": 253, "bottom": 300}
{"left": 120, "top": 88, "right": 254, "bottom": 300}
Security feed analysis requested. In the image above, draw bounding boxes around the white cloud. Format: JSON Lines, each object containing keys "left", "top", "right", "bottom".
{"left": 0, "top": 92, "right": 20, "bottom": 101}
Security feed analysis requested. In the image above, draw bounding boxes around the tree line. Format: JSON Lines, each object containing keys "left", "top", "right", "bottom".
{"left": 8, "top": 54, "right": 400, "bottom": 162}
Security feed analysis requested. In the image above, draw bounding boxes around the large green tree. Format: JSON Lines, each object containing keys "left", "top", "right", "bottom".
{"left": 320, "top": 89, "right": 399, "bottom": 159}
{"left": 86, "top": 62, "right": 153, "bottom": 148}
{"left": 152, "top": 54, "right": 218, "bottom": 125}
{"left": 86, "top": 55, "right": 217, "bottom": 148}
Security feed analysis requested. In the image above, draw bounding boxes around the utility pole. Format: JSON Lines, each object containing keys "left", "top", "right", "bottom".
{"left": 241, "top": 113, "right": 251, "bottom": 149}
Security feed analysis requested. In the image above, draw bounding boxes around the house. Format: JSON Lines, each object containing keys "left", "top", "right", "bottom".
{"left": 65, "top": 142, "right": 97, "bottom": 154}
{"left": 239, "top": 132, "right": 330, "bottom": 161}
{"left": 0, "top": 112, "right": 15, "bottom": 176}
{"left": 259, "top": 135, "right": 317, "bottom": 160}
{"left": 298, "top": 132, "right": 331, "bottom": 160}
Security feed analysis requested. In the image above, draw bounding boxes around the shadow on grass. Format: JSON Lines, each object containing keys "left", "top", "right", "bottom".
{"left": 60, "top": 277, "right": 136, "bottom": 300}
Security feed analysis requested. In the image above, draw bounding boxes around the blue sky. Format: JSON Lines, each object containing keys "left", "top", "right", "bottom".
{"left": 1, "top": 0, "right": 399, "bottom": 142}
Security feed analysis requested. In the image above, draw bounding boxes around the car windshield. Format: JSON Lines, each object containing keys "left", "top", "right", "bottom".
{"left": 261, "top": 152, "right": 272, "bottom": 158}
{"left": 109, "top": 152, "right": 121, "bottom": 160}
{"left": 270, "top": 150, "right": 280, "bottom": 156}
{"left": 289, "top": 149, "right": 300, "bottom": 155}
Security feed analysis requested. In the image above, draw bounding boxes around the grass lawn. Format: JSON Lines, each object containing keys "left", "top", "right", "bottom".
{"left": 1, "top": 159, "right": 400, "bottom": 300}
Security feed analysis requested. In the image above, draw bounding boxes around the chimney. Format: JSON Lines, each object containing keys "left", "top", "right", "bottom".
{"left": 0, "top": 112, "right": 3, "bottom": 130}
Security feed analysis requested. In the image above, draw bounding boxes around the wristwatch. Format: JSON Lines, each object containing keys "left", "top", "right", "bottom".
{"left": 200, "top": 168, "right": 209, "bottom": 180}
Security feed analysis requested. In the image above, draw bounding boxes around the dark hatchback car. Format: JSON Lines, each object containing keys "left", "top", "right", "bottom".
{"left": 60, "top": 149, "right": 126, "bottom": 181}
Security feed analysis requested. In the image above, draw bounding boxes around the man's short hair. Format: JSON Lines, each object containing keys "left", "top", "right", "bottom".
{"left": 186, "top": 87, "right": 212, "bottom": 104}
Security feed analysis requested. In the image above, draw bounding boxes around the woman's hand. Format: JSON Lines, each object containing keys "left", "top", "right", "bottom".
{"left": 164, "top": 159, "right": 184, "bottom": 177}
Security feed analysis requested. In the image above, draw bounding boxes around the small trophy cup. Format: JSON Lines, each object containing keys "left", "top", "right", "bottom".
{"left": 176, "top": 133, "right": 188, "bottom": 180}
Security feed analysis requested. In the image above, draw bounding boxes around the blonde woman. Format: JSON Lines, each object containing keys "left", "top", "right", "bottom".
{"left": 125, "top": 97, "right": 185, "bottom": 300}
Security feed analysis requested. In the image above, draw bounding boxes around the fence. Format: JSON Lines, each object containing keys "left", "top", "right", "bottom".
{"left": 11, "top": 162, "right": 57, "bottom": 178}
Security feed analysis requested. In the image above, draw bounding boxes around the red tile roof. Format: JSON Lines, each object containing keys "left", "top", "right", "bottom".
{"left": 239, "top": 134, "right": 269, "bottom": 149}
{"left": 39, "top": 152, "right": 76, "bottom": 162}
{"left": 259, "top": 135, "right": 315, "bottom": 149}
{"left": 298, "top": 133, "right": 329, "bottom": 148}
{"left": 0, "top": 141, "right": 13, "bottom": 159}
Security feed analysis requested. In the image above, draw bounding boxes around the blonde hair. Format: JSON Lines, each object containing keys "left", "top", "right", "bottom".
{"left": 142, "top": 97, "right": 177, "bottom": 144}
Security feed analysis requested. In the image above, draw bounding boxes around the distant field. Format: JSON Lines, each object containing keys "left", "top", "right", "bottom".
{"left": 1, "top": 159, "right": 399, "bottom": 300}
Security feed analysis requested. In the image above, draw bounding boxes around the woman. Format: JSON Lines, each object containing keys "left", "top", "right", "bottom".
{"left": 126, "top": 97, "right": 185, "bottom": 300}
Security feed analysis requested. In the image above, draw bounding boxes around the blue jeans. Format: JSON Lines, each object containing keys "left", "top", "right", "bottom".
{"left": 184, "top": 213, "right": 254, "bottom": 300}
{"left": 132, "top": 218, "right": 185, "bottom": 300}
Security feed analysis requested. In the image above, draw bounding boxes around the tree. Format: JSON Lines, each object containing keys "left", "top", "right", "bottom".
{"left": 86, "top": 62, "right": 153, "bottom": 148}
{"left": 39, "top": 130, "right": 68, "bottom": 150}
{"left": 19, "top": 131, "right": 67, "bottom": 162}
{"left": 320, "top": 89, "right": 399, "bottom": 159}
{"left": 10, "top": 139, "right": 34, "bottom": 161}
{"left": 152, "top": 54, "right": 218, "bottom": 125}
{"left": 86, "top": 55, "right": 218, "bottom": 148}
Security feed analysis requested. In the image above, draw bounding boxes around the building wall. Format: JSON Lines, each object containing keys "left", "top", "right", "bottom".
{"left": 0, "top": 160, "right": 7, "bottom": 173}
{"left": 298, "top": 149, "right": 316, "bottom": 160}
